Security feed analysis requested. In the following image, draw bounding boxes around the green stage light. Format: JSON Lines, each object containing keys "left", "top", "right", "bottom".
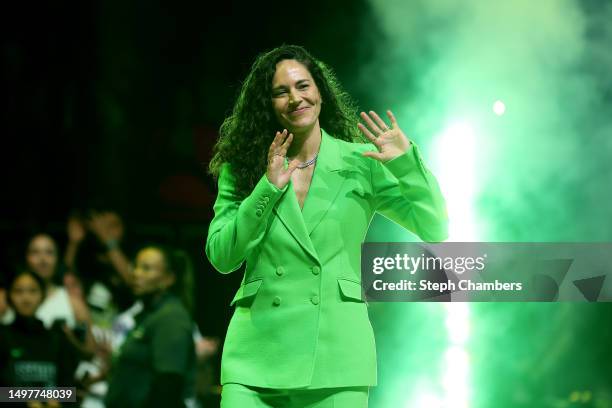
{"left": 493, "top": 100, "right": 506, "bottom": 116}
{"left": 442, "top": 304, "right": 471, "bottom": 408}
{"left": 432, "top": 122, "right": 478, "bottom": 242}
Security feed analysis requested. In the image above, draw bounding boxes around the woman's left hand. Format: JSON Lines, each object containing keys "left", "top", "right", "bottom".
{"left": 359, "top": 110, "right": 411, "bottom": 162}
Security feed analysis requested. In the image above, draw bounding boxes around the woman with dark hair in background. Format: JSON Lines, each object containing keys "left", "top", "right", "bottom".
{"left": 206, "top": 44, "right": 448, "bottom": 407}
{"left": 104, "top": 245, "right": 196, "bottom": 408}
{"left": 0, "top": 269, "right": 80, "bottom": 404}
{"left": 26, "top": 233, "right": 75, "bottom": 328}
{"left": 23, "top": 233, "right": 98, "bottom": 366}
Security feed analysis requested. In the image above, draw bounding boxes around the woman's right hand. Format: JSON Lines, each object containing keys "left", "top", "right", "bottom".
{"left": 266, "top": 129, "right": 300, "bottom": 189}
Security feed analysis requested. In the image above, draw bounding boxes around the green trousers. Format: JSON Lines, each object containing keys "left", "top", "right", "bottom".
{"left": 220, "top": 384, "right": 369, "bottom": 408}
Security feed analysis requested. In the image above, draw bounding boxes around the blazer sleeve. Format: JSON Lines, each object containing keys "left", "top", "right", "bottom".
{"left": 205, "top": 163, "right": 288, "bottom": 273}
{"left": 369, "top": 142, "right": 449, "bottom": 242}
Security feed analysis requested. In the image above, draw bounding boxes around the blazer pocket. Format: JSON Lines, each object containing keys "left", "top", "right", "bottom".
{"left": 230, "top": 278, "right": 263, "bottom": 306}
{"left": 337, "top": 278, "right": 365, "bottom": 302}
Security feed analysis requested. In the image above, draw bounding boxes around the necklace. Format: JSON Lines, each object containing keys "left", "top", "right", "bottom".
{"left": 286, "top": 153, "right": 318, "bottom": 169}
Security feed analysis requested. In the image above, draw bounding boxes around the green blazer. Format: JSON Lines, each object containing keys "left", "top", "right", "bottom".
{"left": 205, "top": 128, "right": 448, "bottom": 389}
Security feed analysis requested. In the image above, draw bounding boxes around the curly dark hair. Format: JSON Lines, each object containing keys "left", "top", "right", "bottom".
{"left": 208, "top": 44, "right": 365, "bottom": 198}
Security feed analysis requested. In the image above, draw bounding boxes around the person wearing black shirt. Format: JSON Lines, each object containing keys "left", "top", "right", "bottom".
{"left": 104, "top": 245, "right": 196, "bottom": 408}
{"left": 0, "top": 270, "right": 80, "bottom": 406}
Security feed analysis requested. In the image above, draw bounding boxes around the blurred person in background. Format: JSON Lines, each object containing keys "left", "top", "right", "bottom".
{"left": 0, "top": 270, "right": 82, "bottom": 406}
{"left": 104, "top": 245, "right": 196, "bottom": 408}
{"left": 64, "top": 210, "right": 134, "bottom": 321}
{"left": 25, "top": 233, "right": 90, "bottom": 331}
{"left": 194, "top": 335, "right": 222, "bottom": 408}
{"left": 61, "top": 210, "right": 135, "bottom": 408}
{"left": 25, "top": 232, "right": 101, "bottom": 406}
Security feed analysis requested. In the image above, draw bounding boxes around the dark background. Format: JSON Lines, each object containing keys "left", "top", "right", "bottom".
{"left": 0, "top": 0, "right": 383, "bottom": 333}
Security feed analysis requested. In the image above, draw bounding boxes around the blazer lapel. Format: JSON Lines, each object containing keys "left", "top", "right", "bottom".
{"left": 301, "top": 128, "right": 346, "bottom": 235}
{"left": 273, "top": 180, "right": 319, "bottom": 263}
{"left": 273, "top": 128, "right": 347, "bottom": 262}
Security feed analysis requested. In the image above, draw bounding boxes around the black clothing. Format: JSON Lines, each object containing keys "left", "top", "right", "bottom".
{"left": 0, "top": 314, "right": 79, "bottom": 387}
{"left": 105, "top": 292, "right": 195, "bottom": 408}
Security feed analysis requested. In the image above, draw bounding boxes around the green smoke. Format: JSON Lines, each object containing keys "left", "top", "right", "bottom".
{"left": 359, "top": 1, "right": 612, "bottom": 407}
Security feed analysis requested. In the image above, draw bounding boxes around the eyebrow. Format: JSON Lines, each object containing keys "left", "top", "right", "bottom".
{"left": 272, "top": 79, "right": 310, "bottom": 91}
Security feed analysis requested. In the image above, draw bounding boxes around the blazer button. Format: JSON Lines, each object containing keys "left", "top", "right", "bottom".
{"left": 310, "top": 295, "right": 320, "bottom": 305}
{"left": 256, "top": 210, "right": 263, "bottom": 217}
{"left": 273, "top": 296, "right": 282, "bottom": 306}
{"left": 311, "top": 266, "right": 320, "bottom": 275}
{"left": 276, "top": 266, "right": 285, "bottom": 276}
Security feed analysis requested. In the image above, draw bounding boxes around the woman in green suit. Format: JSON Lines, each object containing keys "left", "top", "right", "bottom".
{"left": 206, "top": 44, "right": 448, "bottom": 407}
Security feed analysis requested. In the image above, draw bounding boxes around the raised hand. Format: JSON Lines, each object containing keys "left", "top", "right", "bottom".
{"left": 266, "top": 129, "right": 301, "bottom": 189}
{"left": 87, "top": 211, "right": 124, "bottom": 244}
{"left": 67, "top": 215, "right": 87, "bottom": 244}
{"left": 358, "top": 110, "right": 411, "bottom": 162}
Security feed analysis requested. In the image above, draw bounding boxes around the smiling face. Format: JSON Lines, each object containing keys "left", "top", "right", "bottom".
{"left": 131, "top": 248, "right": 175, "bottom": 297}
{"left": 9, "top": 273, "right": 44, "bottom": 317}
{"left": 271, "top": 59, "right": 322, "bottom": 133}
{"left": 25, "top": 234, "right": 58, "bottom": 282}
